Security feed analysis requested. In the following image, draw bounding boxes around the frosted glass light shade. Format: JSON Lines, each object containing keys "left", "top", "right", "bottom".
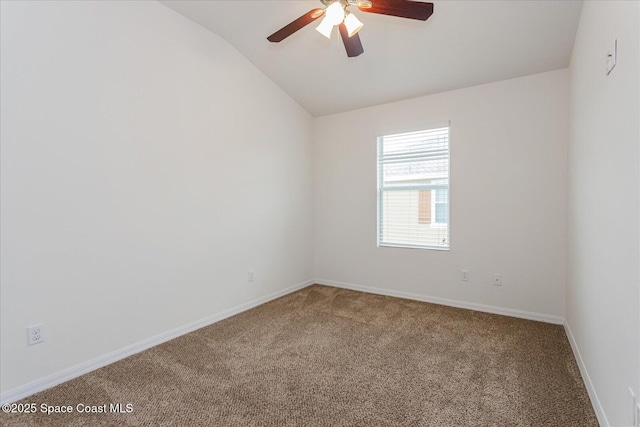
{"left": 316, "top": 17, "right": 334, "bottom": 39}
{"left": 325, "top": 2, "right": 345, "bottom": 25}
{"left": 344, "top": 12, "right": 363, "bottom": 37}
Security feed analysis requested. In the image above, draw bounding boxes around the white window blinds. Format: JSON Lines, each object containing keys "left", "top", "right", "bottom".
{"left": 377, "top": 126, "right": 450, "bottom": 249}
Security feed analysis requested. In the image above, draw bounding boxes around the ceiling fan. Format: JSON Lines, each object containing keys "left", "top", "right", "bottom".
{"left": 267, "top": 0, "right": 434, "bottom": 58}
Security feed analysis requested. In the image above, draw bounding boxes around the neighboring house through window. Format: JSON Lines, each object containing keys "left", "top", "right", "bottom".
{"left": 377, "top": 125, "right": 450, "bottom": 249}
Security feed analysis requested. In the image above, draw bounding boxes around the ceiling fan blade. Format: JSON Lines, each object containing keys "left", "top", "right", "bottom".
{"left": 358, "top": 0, "right": 433, "bottom": 21}
{"left": 267, "top": 9, "right": 325, "bottom": 42}
{"left": 338, "top": 24, "right": 364, "bottom": 58}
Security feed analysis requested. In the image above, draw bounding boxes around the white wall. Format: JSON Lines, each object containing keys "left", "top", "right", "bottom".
{"left": 567, "top": 1, "right": 640, "bottom": 426}
{"left": 0, "top": 1, "right": 314, "bottom": 395}
{"left": 4, "top": 2, "right": 636, "bottom": 422}
{"left": 314, "top": 69, "right": 569, "bottom": 319}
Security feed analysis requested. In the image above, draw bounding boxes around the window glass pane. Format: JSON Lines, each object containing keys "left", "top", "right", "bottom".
{"left": 377, "top": 126, "right": 450, "bottom": 249}
{"left": 435, "top": 203, "right": 448, "bottom": 224}
{"left": 435, "top": 189, "right": 448, "bottom": 203}
{"left": 418, "top": 190, "right": 431, "bottom": 224}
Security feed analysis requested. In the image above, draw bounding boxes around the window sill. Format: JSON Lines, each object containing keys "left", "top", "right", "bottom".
{"left": 378, "top": 243, "right": 450, "bottom": 251}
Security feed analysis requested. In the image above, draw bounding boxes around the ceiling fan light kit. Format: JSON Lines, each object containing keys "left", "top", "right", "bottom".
{"left": 267, "top": 0, "right": 434, "bottom": 58}
{"left": 315, "top": 3, "right": 364, "bottom": 39}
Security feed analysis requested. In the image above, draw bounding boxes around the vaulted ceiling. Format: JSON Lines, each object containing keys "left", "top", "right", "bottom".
{"left": 161, "top": 1, "right": 583, "bottom": 117}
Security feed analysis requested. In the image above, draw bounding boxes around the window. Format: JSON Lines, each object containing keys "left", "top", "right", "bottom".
{"left": 377, "top": 126, "right": 450, "bottom": 249}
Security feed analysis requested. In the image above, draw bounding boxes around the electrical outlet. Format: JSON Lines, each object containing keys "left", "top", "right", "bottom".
{"left": 248, "top": 270, "right": 254, "bottom": 282}
{"left": 27, "top": 323, "right": 44, "bottom": 346}
{"left": 493, "top": 274, "right": 502, "bottom": 286}
{"left": 460, "top": 270, "right": 469, "bottom": 281}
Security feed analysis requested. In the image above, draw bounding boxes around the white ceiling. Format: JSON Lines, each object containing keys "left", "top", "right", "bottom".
{"left": 161, "top": 0, "right": 583, "bottom": 117}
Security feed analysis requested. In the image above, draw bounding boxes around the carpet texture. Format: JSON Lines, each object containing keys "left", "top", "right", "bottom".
{"left": 1, "top": 285, "right": 598, "bottom": 426}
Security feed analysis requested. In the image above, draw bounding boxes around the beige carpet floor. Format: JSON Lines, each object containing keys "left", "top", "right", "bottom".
{"left": 1, "top": 285, "right": 598, "bottom": 426}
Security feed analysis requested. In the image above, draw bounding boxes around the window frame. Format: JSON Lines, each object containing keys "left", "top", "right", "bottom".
{"left": 376, "top": 124, "right": 451, "bottom": 251}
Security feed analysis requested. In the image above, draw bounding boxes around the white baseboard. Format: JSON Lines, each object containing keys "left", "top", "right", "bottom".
{"left": 4, "top": 276, "right": 599, "bottom": 427}
{"left": 564, "top": 321, "right": 608, "bottom": 427}
{"left": 314, "top": 278, "right": 565, "bottom": 325}
{"left": 0, "top": 279, "right": 314, "bottom": 405}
